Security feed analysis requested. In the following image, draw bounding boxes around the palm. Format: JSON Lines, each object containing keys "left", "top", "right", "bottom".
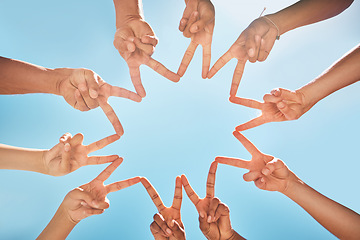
{"left": 44, "top": 133, "right": 119, "bottom": 176}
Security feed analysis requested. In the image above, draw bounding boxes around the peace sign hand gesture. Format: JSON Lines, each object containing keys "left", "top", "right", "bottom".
{"left": 182, "top": 162, "right": 243, "bottom": 240}
{"left": 114, "top": 18, "right": 180, "bottom": 98}
{"left": 178, "top": 0, "right": 215, "bottom": 78}
{"left": 43, "top": 132, "right": 120, "bottom": 176}
{"left": 141, "top": 177, "right": 185, "bottom": 240}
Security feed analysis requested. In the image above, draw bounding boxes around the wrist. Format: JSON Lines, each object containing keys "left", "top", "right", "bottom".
{"left": 52, "top": 68, "right": 72, "bottom": 97}
{"left": 295, "top": 85, "right": 320, "bottom": 113}
{"left": 280, "top": 172, "right": 304, "bottom": 197}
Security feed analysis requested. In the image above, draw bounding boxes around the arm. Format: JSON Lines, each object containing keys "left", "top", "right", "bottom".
{"left": 113, "top": 0, "right": 143, "bottom": 29}
{"left": 216, "top": 132, "right": 360, "bottom": 239}
{"left": 0, "top": 144, "right": 46, "bottom": 174}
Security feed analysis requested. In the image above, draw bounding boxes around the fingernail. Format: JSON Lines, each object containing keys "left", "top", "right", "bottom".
{"left": 207, "top": 216, "right": 211, "bottom": 223}
{"left": 166, "top": 228, "right": 172, "bottom": 235}
{"left": 277, "top": 102, "right": 285, "bottom": 108}
{"left": 64, "top": 143, "right": 71, "bottom": 152}
{"left": 261, "top": 178, "right": 265, "bottom": 183}
{"left": 170, "top": 220, "right": 175, "bottom": 227}
{"left": 262, "top": 168, "right": 270, "bottom": 175}
{"left": 200, "top": 211, "right": 205, "bottom": 218}
{"left": 248, "top": 48, "right": 255, "bottom": 57}
{"left": 80, "top": 201, "right": 87, "bottom": 206}
{"left": 180, "top": 19, "right": 186, "bottom": 25}
{"left": 92, "top": 200, "right": 99, "bottom": 208}
{"left": 89, "top": 89, "right": 98, "bottom": 98}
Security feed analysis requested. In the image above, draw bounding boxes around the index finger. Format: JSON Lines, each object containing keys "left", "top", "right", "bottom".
{"left": 230, "top": 60, "right": 247, "bottom": 97}
{"left": 171, "top": 176, "right": 182, "bottom": 211}
{"left": 141, "top": 177, "right": 166, "bottom": 212}
{"left": 98, "top": 96, "right": 124, "bottom": 136}
{"left": 181, "top": 175, "right": 200, "bottom": 207}
{"left": 129, "top": 66, "right": 146, "bottom": 98}
{"left": 207, "top": 50, "right": 233, "bottom": 79}
{"left": 106, "top": 177, "right": 141, "bottom": 193}
{"left": 94, "top": 158, "right": 123, "bottom": 183}
{"left": 233, "top": 131, "right": 261, "bottom": 156}
{"left": 87, "top": 134, "right": 120, "bottom": 153}
{"left": 110, "top": 85, "right": 142, "bottom": 103}
{"left": 215, "top": 156, "right": 250, "bottom": 170}
{"left": 146, "top": 58, "right": 180, "bottom": 83}
{"left": 229, "top": 96, "right": 262, "bottom": 110}
{"left": 206, "top": 161, "right": 218, "bottom": 199}
{"left": 177, "top": 41, "right": 198, "bottom": 77}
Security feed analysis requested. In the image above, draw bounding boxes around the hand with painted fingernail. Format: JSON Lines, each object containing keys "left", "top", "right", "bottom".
{"left": 37, "top": 158, "right": 141, "bottom": 239}
{"left": 178, "top": 0, "right": 215, "bottom": 78}
{"left": 181, "top": 162, "right": 244, "bottom": 240}
{"left": 141, "top": 177, "right": 185, "bottom": 240}
{"left": 229, "top": 88, "right": 308, "bottom": 131}
{"left": 215, "top": 131, "right": 274, "bottom": 185}
{"left": 113, "top": 17, "right": 180, "bottom": 98}
{"left": 43, "top": 132, "right": 120, "bottom": 176}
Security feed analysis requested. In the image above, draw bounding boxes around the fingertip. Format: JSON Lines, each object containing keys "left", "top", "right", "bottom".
{"left": 190, "top": 25, "right": 199, "bottom": 33}
{"left": 277, "top": 101, "right": 285, "bottom": 109}
{"left": 64, "top": 143, "right": 71, "bottom": 152}
{"left": 229, "top": 96, "right": 236, "bottom": 103}
{"left": 248, "top": 48, "right": 255, "bottom": 57}
{"left": 262, "top": 168, "right": 270, "bottom": 175}
{"left": 235, "top": 126, "right": 242, "bottom": 131}
{"left": 89, "top": 89, "right": 98, "bottom": 99}
{"left": 271, "top": 88, "right": 280, "bottom": 96}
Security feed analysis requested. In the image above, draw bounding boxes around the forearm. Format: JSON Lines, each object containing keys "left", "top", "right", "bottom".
{"left": 0, "top": 144, "right": 47, "bottom": 174}
{"left": 37, "top": 204, "right": 77, "bottom": 240}
{"left": 298, "top": 44, "right": 360, "bottom": 107}
{"left": 113, "top": 0, "right": 144, "bottom": 28}
{"left": 283, "top": 178, "right": 360, "bottom": 239}
{"left": 0, "top": 57, "right": 63, "bottom": 95}
{"left": 265, "top": 0, "right": 353, "bottom": 35}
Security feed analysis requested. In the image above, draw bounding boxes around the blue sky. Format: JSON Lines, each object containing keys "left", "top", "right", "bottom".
{"left": 0, "top": 0, "right": 359, "bottom": 239}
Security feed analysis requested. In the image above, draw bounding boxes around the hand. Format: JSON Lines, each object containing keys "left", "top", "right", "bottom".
{"left": 207, "top": 16, "right": 278, "bottom": 96}
{"left": 61, "top": 158, "right": 140, "bottom": 223}
{"left": 215, "top": 131, "right": 274, "bottom": 185}
{"left": 43, "top": 132, "right": 120, "bottom": 176}
{"left": 178, "top": 0, "right": 215, "bottom": 78}
{"left": 230, "top": 88, "right": 308, "bottom": 131}
{"left": 114, "top": 18, "right": 180, "bottom": 98}
{"left": 141, "top": 177, "right": 185, "bottom": 240}
{"left": 56, "top": 68, "right": 142, "bottom": 135}
{"left": 181, "top": 162, "right": 238, "bottom": 240}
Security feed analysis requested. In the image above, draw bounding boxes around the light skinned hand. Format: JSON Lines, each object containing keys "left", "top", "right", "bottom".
{"left": 43, "top": 132, "right": 120, "bottom": 176}
{"left": 141, "top": 177, "right": 185, "bottom": 240}
{"left": 57, "top": 68, "right": 142, "bottom": 136}
{"left": 207, "top": 16, "right": 278, "bottom": 96}
{"left": 114, "top": 18, "right": 180, "bottom": 98}
{"left": 215, "top": 131, "right": 274, "bottom": 184}
{"left": 181, "top": 162, "right": 239, "bottom": 240}
{"left": 178, "top": 0, "right": 215, "bottom": 78}
{"left": 62, "top": 158, "right": 141, "bottom": 223}
{"left": 230, "top": 87, "right": 308, "bottom": 131}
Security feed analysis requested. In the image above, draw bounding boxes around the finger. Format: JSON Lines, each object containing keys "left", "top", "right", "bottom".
{"left": 171, "top": 176, "right": 182, "bottom": 211}
{"left": 129, "top": 66, "right": 146, "bottom": 98}
{"left": 59, "top": 132, "right": 72, "bottom": 143}
{"left": 170, "top": 220, "right": 185, "bottom": 239}
{"left": 133, "top": 37, "right": 155, "bottom": 56}
{"left": 206, "top": 161, "right": 217, "bottom": 199}
{"left": 207, "top": 50, "right": 232, "bottom": 79}
{"left": 153, "top": 213, "right": 172, "bottom": 237}
{"left": 150, "top": 221, "right": 168, "bottom": 239}
{"left": 190, "top": 16, "right": 212, "bottom": 33}
{"left": 230, "top": 60, "right": 247, "bottom": 96}
{"left": 141, "top": 35, "right": 158, "bottom": 47}
{"left": 94, "top": 158, "right": 123, "bottom": 183}
{"left": 247, "top": 34, "right": 261, "bottom": 63}
{"left": 70, "top": 133, "right": 84, "bottom": 146}
{"left": 277, "top": 101, "right": 299, "bottom": 120}
{"left": 109, "top": 85, "right": 142, "bottom": 102}
{"left": 146, "top": 58, "right": 180, "bottom": 83}
{"left": 74, "top": 89, "right": 90, "bottom": 112}
{"left": 254, "top": 177, "right": 266, "bottom": 189}
{"left": 60, "top": 143, "right": 71, "bottom": 174}
{"left": 98, "top": 96, "right": 124, "bottom": 136}
{"left": 179, "top": 3, "right": 194, "bottom": 32}
{"left": 262, "top": 158, "right": 283, "bottom": 176}
{"left": 229, "top": 96, "right": 262, "bottom": 109}
{"left": 181, "top": 174, "right": 200, "bottom": 207}
{"left": 207, "top": 197, "right": 220, "bottom": 223}
{"left": 183, "top": 11, "right": 198, "bottom": 38}
{"left": 87, "top": 155, "right": 119, "bottom": 166}
{"left": 84, "top": 70, "right": 100, "bottom": 99}
{"left": 70, "top": 188, "right": 99, "bottom": 209}
{"left": 87, "top": 134, "right": 120, "bottom": 153}
{"left": 263, "top": 93, "right": 282, "bottom": 103}
{"left": 106, "top": 176, "right": 141, "bottom": 193}
{"left": 83, "top": 208, "right": 105, "bottom": 217}
{"left": 177, "top": 41, "right": 198, "bottom": 77}
{"left": 272, "top": 88, "right": 298, "bottom": 102}
{"left": 243, "top": 171, "right": 262, "bottom": 182}
{"left": 141, "top": 177, "right": 166, "bottom": 212}
{"left": 232, "top": 131, "right": 261, "bottom": 155}
{"left": 77, "top": 81, "right": 98, "bottom": 109}
{"left": 258, "top": 33, "right": 276, "bottom": 62}
{"left": 235, "top": 116, "right": 267, "bottom": 132}
{"left": 213, "top": 202, "right": 229, "bottom": 222}
{"left": 215, "top": 156, "right": 250, "bottom": 170}
{"left": 202, "top": 43, "right": 211, "bottom": 79}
